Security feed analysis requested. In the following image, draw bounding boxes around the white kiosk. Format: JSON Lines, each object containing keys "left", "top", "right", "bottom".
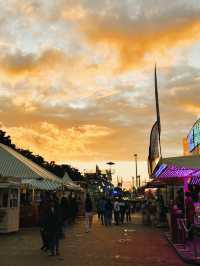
{"left": 0, "top": 177, "right": 20, "bottom": 233}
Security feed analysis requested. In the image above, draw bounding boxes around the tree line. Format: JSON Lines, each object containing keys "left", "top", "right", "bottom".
{"left": 0, "top": 130, "right": 84, "bottom": 181}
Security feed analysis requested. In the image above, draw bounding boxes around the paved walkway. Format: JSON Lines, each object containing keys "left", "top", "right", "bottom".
{"left": 0, "top": 214, "right": 188, "bottom": 266}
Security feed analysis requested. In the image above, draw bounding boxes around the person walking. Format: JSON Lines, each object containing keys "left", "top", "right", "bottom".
{"left": 96, "top": 198, "right": 101, "bottom": 221}
{"left": 67, "top": 194, "right": 73, "bottom": 225}
{"left": 99, "top": 196, "right": 106, "bottom": 225}
{"left": 44, "top": 199, "right": 62, "bottom": 256}
{"left": 104, "top": 198, "right": 113, "bottom": 226}
{"left": 71, "top": 195, "right": 78, "bottom": 224}
{"left": 114, "top": 199, "right": 120, "bottom": 225}
{"left": 185, "top": 192, "right": 195, "bottom": 240}
{"left": 125, "top": 200, "right": 132, "bottom": 223}
{"left": 119, "top": 198, "right": 126, "bottom": 224}
{"left": 84, "top": 193, "right": 93, "bottom": 233}
{"left": 38, "top": 194, "right": 50, "bottom": 251}
{"left": 60, "top": 196, "right": 68, "bottom": 238}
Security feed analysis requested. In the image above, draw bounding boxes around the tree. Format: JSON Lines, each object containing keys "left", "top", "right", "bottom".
{"left": 0, "top": 129, "right": 84, "bottom": 181}
{"left": 0, "top": 130, "right": 12, "bottom": 146}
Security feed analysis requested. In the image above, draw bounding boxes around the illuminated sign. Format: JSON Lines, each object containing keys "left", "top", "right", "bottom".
{"left": 188, "top": 119, "right": 200, "bottom": 152}
{"left": 154, "top": 163, "right": 167, "bottom": 177}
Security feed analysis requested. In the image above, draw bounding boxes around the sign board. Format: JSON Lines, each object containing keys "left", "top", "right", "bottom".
{"left": 188, "top": 119, "right": 200, "bottom": 152}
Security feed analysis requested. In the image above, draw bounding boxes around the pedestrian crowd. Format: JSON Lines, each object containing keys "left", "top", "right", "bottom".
{"left": 38, "top": 192, "right": 134, "bottom": 256}
{"left": 96, "top": 197, "right": 132, "bottom": 226}
{"left": 38, "top": 192, "right": 80, "bottom": 256}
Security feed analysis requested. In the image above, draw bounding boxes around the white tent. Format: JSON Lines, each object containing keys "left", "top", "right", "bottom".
{"left": 0, "top": 143, "right": 82, "bottom": 191}
{"left": 62, "top": 172, "right": 83, "bottom": 191}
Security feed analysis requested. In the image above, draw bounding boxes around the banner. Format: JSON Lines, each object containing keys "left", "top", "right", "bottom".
{"left": 148, "top": 121, "right": 161, "bottom": 175}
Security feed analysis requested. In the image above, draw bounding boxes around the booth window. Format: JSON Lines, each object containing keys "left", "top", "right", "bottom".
{"left": 10, "top": 189, "right": 18, "bottom": 208}
{"left": 0, "top": 189, "right": 9, "bottom": 208}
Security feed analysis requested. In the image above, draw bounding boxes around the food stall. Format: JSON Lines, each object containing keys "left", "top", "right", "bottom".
{"left": 152, "top": 156, "right": 200, "bottom": 262}
{"left": 0, "top": 177, "right": 20, "bottom": 233}
{"left": 0, "top": 143, "right": 85, "bottom": 228}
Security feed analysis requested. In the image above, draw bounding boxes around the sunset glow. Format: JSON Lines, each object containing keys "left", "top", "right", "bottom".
{"left": 1, "top": 1, "right": 200, "bottom": 186}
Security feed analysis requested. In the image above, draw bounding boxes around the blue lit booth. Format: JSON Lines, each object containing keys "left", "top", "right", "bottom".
{"left": 112, "top": 186, "right": 123, "bottom": 198}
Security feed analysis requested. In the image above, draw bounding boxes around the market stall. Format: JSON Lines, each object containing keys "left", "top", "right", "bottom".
{"left": 0, "top": 177, "right": 20, "bottom": 233}
{"left": 152, "top": 155, "right": 200, "bottom": 261}
{"left": 0, "top": 143, "right": 84, "bottom": 228}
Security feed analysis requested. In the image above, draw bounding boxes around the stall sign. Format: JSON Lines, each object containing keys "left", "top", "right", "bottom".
{"left": 188, "top": 120, "right": 200, "bottom": 152}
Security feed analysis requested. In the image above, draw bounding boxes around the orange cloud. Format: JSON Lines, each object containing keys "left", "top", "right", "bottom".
{"left": 78, "top": 15, "right": 200, "bottom": 70}
{"left": 180, "top": 104, "right": 200, "bottom": 116}
{"left": 0, "top": 49, "right": 66, "bottom": 76}
{"left": 3, "top": 122, "right": 114, "bottom": 162}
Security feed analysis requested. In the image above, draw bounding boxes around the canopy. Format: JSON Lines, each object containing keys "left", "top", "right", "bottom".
{"left": 0, "top": 144, "right": 62, "bottom": 182}
{"left": 0, "top": 144, "right": 83, "bottom": 191}
{"left": 152, "top": 155, "right": 200, "bottom": 186}
{"left": 161, "top": 155, "right": 200, "bottom": 169}
{"left": 62, "top": 172, "right": 83, "bottom": 191}
{"left": 21, "top": 178, "right": 62, "bottom": 191}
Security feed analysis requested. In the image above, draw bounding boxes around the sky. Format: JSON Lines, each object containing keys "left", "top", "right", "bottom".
{"left": 0, "top": 0, "right": 200, "bottom": 188}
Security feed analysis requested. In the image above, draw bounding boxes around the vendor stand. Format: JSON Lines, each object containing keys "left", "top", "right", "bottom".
{"left": 0, "top": 177, "right": 20, "bottom": 233}
{"left": 19, "top": 178, "right": 64, "bottom": 227}
{"left": 152, "top": 156, "right": 200, "bottom": 262}
{"left": 0, "top": 143, "right": 84, "bottom": 229}
{"left": 19, "top": 177, "right": 84, "bottom": 227}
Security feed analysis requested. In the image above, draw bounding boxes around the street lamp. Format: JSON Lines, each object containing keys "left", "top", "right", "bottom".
{"left": 134, "top": 154, "right": 138, "bottom": 188}
{"left": 106, "top": 161, "right": 115, "bottom": 181}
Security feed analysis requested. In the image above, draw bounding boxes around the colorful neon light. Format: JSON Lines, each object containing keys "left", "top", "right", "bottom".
{"left": 154, "top": 163, "right": 167, "bottom": 177}
{"left": 156, "top": 165, "right": 200, "bottom": 179}
{"left": 190, "top": 177, "right": 200, "bottom": 185}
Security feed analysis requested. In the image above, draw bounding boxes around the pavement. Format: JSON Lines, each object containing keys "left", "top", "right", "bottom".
{"left": 0, "top": 214, "right": 189, "bottom": 266}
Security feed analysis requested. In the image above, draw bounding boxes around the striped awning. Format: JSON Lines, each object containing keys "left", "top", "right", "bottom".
{"left": 153, "top": 155, "right": 200, "bottom": 183}
{"left": 0, "top": 144, "right": 83, "bottom": 191}
{"left": 0, "top": 144, "right": 62, "bottom": 183}
{"left": 21, "top": 179, "right": 63, "bottom": 191}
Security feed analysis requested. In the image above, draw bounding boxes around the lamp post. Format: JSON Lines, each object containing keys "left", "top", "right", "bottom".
{"left": 106, "top": 161, "right": 115, "bottom": 181}
{"left": 134, "top": 154, "right": 138, "bottom": 188}
{"left": 132, "top": 176, "right": 135, "bottom": 195}
{"left": 138, "top": 175, "right": 141, "bottom": 187}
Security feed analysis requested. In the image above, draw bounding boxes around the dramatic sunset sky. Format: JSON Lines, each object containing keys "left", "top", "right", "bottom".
{"left": 0, "top": 0, "right": 200, "bottom": 188}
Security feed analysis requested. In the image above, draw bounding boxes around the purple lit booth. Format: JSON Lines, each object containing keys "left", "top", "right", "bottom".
{"left": 152, "top": 155, "right": 200, "bottom": 247}
{"left": 153, "top": 155, "right": 200, "bottom": 199}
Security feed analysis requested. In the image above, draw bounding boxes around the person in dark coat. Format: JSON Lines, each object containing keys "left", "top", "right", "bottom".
{"left": 99, "top": 197, "right": 106, "bottom": 225}
{"left": 67, "top": 194, "right": 73, "bottom": 224}
{"left": 84, "top": 193, "right": 93, "bottom": 232}
{"left": 104, "top": 198, "right": 113, "bottom": 226}
{"left": 44, "top": 199, "right": 62, "bottom": 256}
{"left": 38, "top": 204, "right": 46, "bottom": 250}
{"left": 60, "top": 197, "right": 69, "bottom": 238}
{"left": 114, "top": 199, "right": 120, "bottom": 225}
{"left": 38, "top": 194, "right": 50, "bottom": 251}
{"left": 60, "top": 197, "right": 68, "bottom": 223}
{"left": 185, "top": 192, "right": 195, "bottom": 240}
{"left": 71, "top": 195, "right": 78, "bottom": 223}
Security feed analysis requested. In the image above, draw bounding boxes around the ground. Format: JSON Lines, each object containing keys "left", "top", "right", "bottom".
{"left": 0, "top": 214, "right": 188, "bottom": 266}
